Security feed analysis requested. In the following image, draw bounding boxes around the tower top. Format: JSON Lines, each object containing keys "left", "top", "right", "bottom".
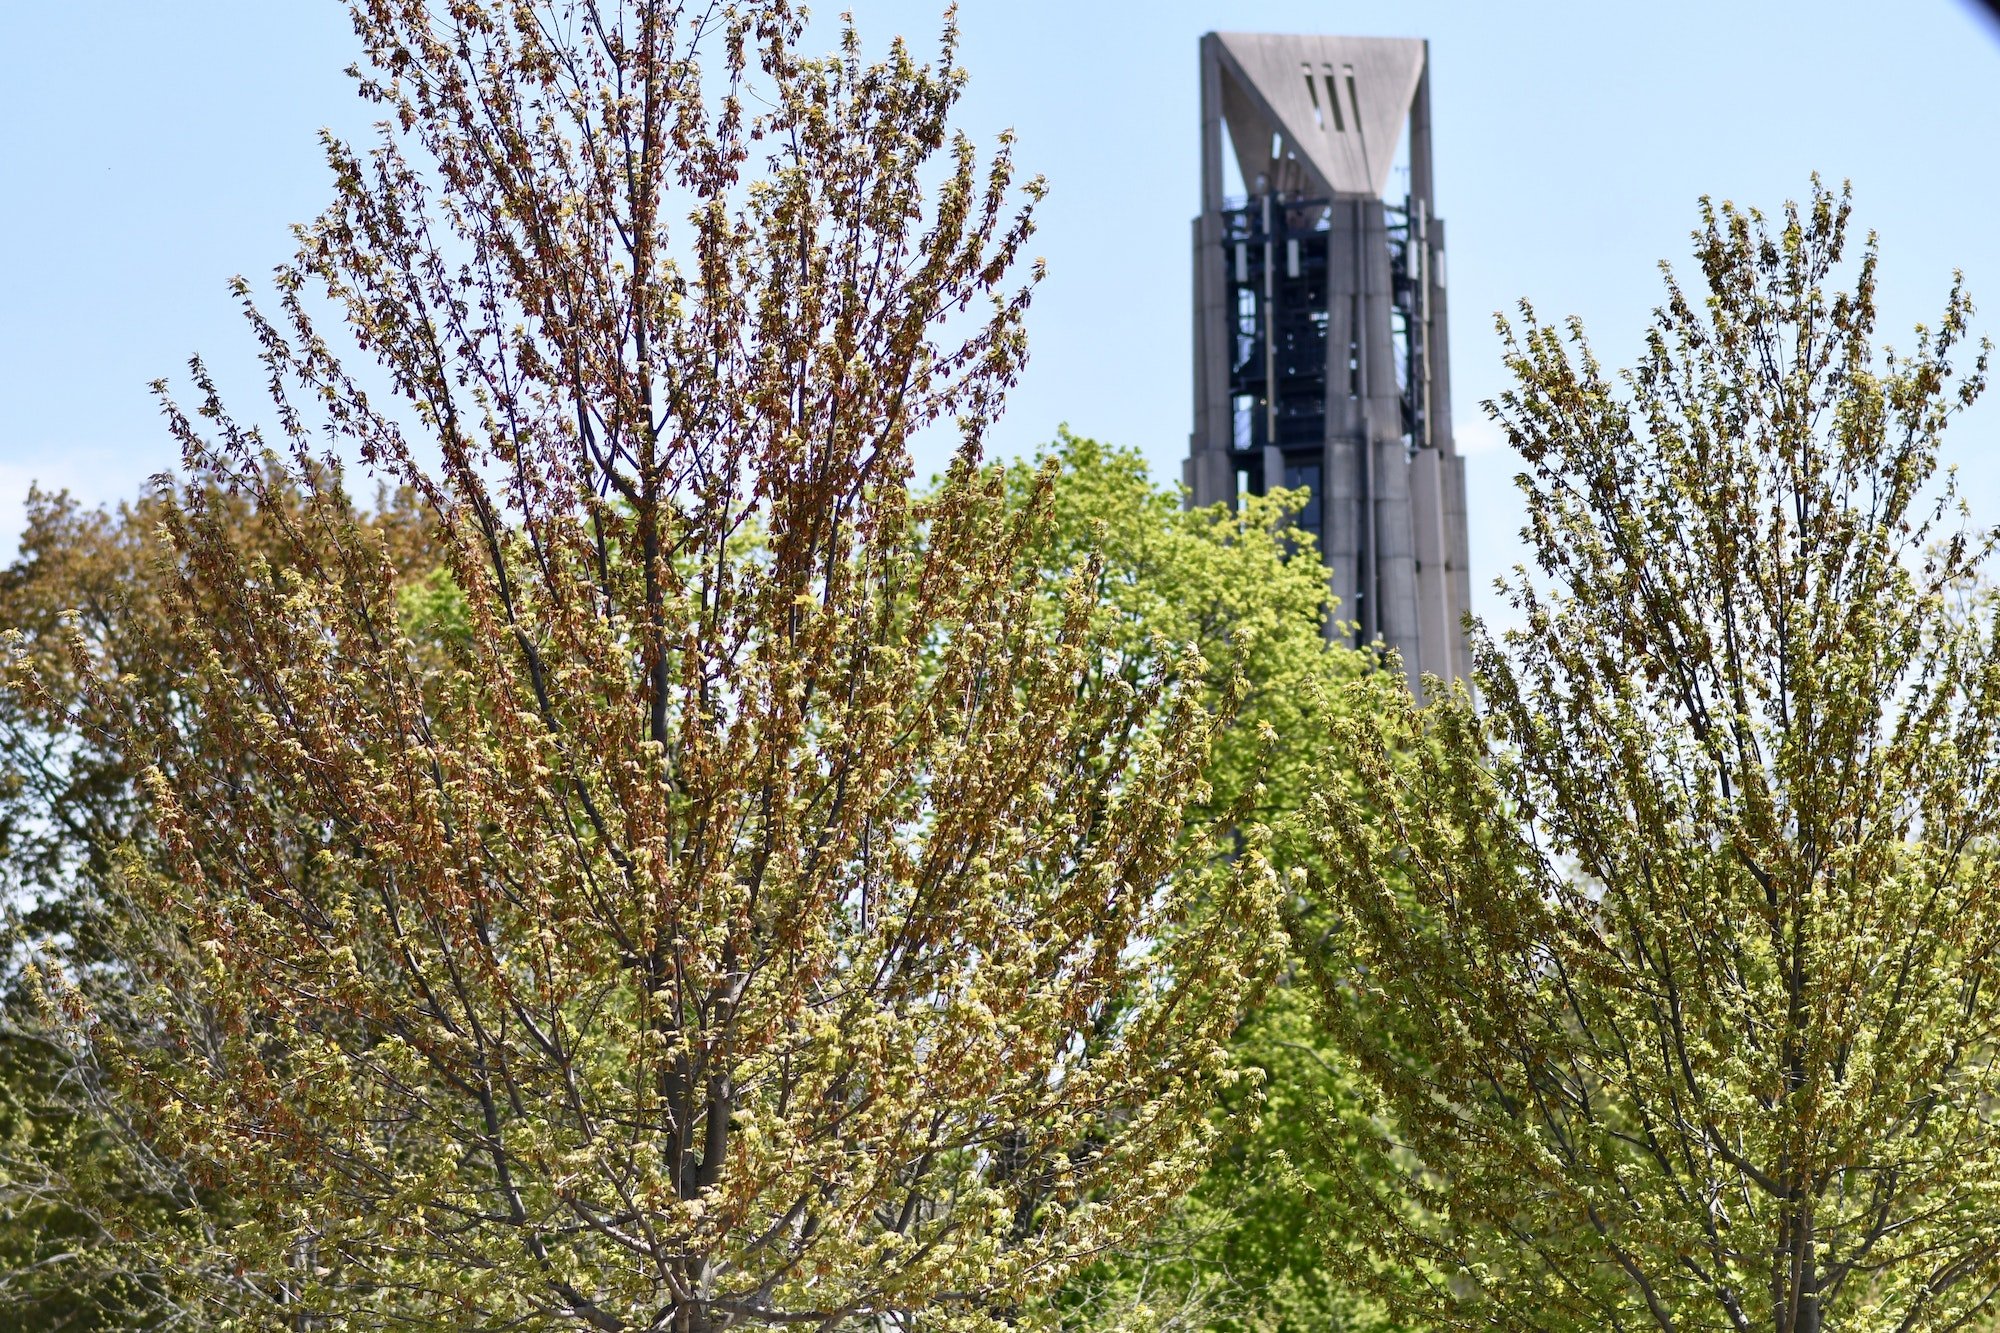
{"left": 1208, "top": 32, "right": 1425, "bottom": 200}
{"left": 1189, "top": 32, "right": 1471, "bottom": 687}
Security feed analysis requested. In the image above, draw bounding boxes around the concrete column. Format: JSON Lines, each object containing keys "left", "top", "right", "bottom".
{"left": 1190, "top": 36, "right": 1234, "bottom": 508}
{"left": 1445, "top": 451, "right": 1474, "bottom": 680}
{"left": 1428, "top": 216, "right": 1472, "bottom": 681}
{"left": 1321, "top": 198, "right": 1364, "bottom": 636}
{"left": 1358, "top": 203, "right": 1419, "bottom": 679}
{"left": 1409, "top": 446, "right": 1452, "bottom": 688}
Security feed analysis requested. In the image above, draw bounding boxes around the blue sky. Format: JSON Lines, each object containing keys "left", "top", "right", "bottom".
{"left": 5, "top": 1, "right": 1999, "bottom": 631}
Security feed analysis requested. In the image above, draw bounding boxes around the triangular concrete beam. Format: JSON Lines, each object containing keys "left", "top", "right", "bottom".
{"left": 1214, "top": 33, "right": 1425, "bottom": 199}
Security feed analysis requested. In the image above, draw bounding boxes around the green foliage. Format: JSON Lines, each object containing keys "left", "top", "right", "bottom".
{"left": 1008, "top": 433, "right": 1393, "bottom": 1333}
{"left": 1294, "top": 181, "right": 2000, "bottom": 1331}
{"left": 1007, "top": 430, "right": 1352, "bottom": 828}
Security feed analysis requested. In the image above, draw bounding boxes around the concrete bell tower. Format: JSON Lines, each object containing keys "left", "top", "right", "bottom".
{"left": 1185, "top": 32, "right": 1472, "bottom": 688}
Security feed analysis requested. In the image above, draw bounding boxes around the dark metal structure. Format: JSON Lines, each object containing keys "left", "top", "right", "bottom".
{"left": 1185, "top": 33, "right": 1471, "bottom": 688}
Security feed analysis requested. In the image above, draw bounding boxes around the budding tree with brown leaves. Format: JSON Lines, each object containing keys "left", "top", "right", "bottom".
{"left": 10, "top": 3, "right": 1274, "bottom": 1328}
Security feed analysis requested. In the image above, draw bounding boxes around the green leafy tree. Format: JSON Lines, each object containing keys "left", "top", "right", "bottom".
{"left": 6, "top": 3, "right": 1275, "bottom": 1328}
{"left": 1006, "top": 433, "right": 1392, "bottom": 1333}
{"left": 1006, "top": 431, "right": 1353, "bottom": 824}
{"left": 1294, "top": 182, "right": 2000, "bottom": 1330}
